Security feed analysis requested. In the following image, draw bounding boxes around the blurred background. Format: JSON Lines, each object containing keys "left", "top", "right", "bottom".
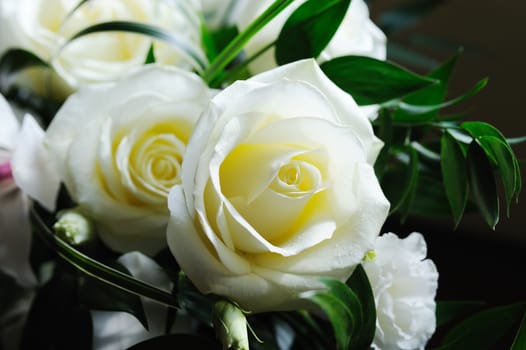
{"left": 369, "top": 0, "right": 526, "bottom": 303}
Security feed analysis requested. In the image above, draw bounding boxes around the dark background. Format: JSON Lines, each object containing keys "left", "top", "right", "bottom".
{"left": 370, "top": 0, "right": 526, "bottom": 304}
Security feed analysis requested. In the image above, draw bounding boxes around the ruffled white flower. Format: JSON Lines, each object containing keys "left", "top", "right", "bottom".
{"left": 234, "top": 0, "right": 387, "bottom": 74}
{"left": 0, "top": 94, "right": 59, "bottom": 287}
{"left": 45, "top": 66, "right": 212, "bottom": 255}
{"left": 364, "top": 232, "right": 439, "bottom": 350}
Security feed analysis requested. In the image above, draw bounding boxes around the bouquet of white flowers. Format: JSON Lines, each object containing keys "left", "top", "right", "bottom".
{"left": 0, "top": 1, "right": 524, "bottom": 349}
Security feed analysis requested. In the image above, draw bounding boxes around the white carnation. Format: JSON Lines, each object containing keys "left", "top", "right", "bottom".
{"left": 364, "top": 232, "right": 439, "bottom": 350}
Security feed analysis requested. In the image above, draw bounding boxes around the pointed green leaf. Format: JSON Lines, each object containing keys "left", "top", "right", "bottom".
{"left": 144, "top": 43, "right": 156, "bottom": 64}
{"left": 466, "top": 142, "right": 499, "bottom": 229}
{"left": 321, "top": 56, "right": 437, "bottom": 105}
{"left": 462, "top": 121, "right": 521, "bottom": 202}
{"left": 393, "top": 49, "right": 461, "bottom": 123}
{"left": 275, "top": 0, "right": 351, "bottom": 65}
{"left": 306, "top": 292, "right": 354, "bottom": 349}
{"left": 435, "top": 303, "right": 526, "bottom": 350}
{"left": 511, "top": 312, "right": 526, "bottom": 350}
{"left": 346, "top": 265, "right": 376, "bottom": 350}
{"left": 384, "top": 78, "right": 488, "bottom": 119}
{"left": 373, "top": 110, "right": 393, "bottom": 180}
{"left": 477, "top": 135, "right": 520, "bottom": 215}
{"left": 461, "top": 121, "right": 506, "bottom": 141}
{"left": 441, "top": 131, "right": 469, "bottom": 227}
{"left": 319, "top": 277, "right": 362, "bottom": 341}
{"left": 391, "top": 146, "right": 420, "bottom": 220}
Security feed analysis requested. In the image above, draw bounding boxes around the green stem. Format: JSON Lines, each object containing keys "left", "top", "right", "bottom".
{"left": 31, "top": 208, "right": 180, "bottom": 309}
{"left": 201, "top": 0, "right": 294, "bottom": 84}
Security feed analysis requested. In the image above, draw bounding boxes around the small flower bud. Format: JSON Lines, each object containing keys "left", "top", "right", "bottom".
{"left": 212, "top": 300, "right": 249, "bottom": 350}
{"left": 53, "top": 208, "right": 95, "bottom": 245}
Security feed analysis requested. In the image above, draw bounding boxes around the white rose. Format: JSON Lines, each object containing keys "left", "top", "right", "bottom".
{"left": 45, "top": 66, "right": 212, "bottom": 255}
{"left": 364, "top": 232, "right": 439, "bottom": 350}
{"left": 235, "top": 0, "right": 387, "bottom": 74}
{"left": 167, "top": 59, "right": 390, "bottom": 312}
{"left": 0, "top": 0, "right": 204, "bottom": 90}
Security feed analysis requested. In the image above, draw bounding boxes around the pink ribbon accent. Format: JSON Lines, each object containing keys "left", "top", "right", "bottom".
{"left": 0, "top": 161, "right": 13, "bottom": 181}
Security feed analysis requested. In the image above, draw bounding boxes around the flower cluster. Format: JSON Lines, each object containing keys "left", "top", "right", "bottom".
{"left": 0, "top": 1, "right": 523, "bottom": 350}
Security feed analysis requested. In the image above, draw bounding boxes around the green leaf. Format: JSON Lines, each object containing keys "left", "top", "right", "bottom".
{"left": 31, "top": 207, "right": 180, "bottom": 309}
{"left": 390, "top": 146, "right": 420, "bottom": 220}
{"left": 127, "top": 334, "right": 220, "bottom": 349}
{"left": 382, "top": 164, "right": 460, "bottom": 218}
{"left": 373, "top": 110, "right": 393, "bottom": 180}
{"left": 144, "top": 43, "right": 156, "bottom": 64}
{"left": 0, "top": 48, "right": 49, "bottom": 89}
{"left": 461, "top": 121, "right": 506, "bottom": 141}
{"left": 346, "top": 265, "right": 376, "bottom": 350}
{"left": 435, "top": 303, "right": 526, "bottom": 350}
{"left": 462, "top": 121, "right": 521, "bottom": 204}
{"left": 78, "top": 262, "right": 149, "bottom": 330}
{"left": 319, "top": 277, "right": 362, "bottom": 342}
{"left": 321, "top": 56, "right": 437, "bottom": 105}
{"left": 275, "top": 0, "right": 351, "bottom": 65}
{"left": 385, "top": 78, "right": 488, "bottom": 119}
{"left": 511, "top": 312, "right": 526, "bottom": 350}
{"left": 477, "top": 136, "right": 520, "bottom": 216}
{"left": 306, "top": 292, "right": 354, "bottom": 349}
{"left": 393, "top": 49, "right": 461, "bottom": 123}
{"left": 209, "top": 26, "right": 240, "bottom": 61}
{"left": 466, "top": 142, "right": 499, "bottom": 229}
{"left": 436, "top": 301, "right": 485, "bottom": 328}
{"left": 441, "top": 132, "right": 469, "bottom": 227}
{"left": 57, "top": 21, "right": 207, "bottom": 72}
{"left": 300, "top": 275, "right": 376, "bottom": 349}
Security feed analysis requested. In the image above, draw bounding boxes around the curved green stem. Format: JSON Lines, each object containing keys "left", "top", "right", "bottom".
{"left": 31, "top": 208, "right": 179, "bottom": 309}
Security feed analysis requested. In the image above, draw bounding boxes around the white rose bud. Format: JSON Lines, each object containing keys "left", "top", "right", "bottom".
{"left": 167, "top": 59, "right": 390, "bottom": 312}
{"left": 54, "top": 208, "right": 95, "bottom": 245}
{"left": 364, "top": 232, "right": 439, "bottom": 350}
{"left": 234, "top": 0, "right": 387, "bottom": 74}
{"left": 45, "top": 66, "right": 212, "bottom": 255}
{"left": 212, "top": 301, "right": 249, "bottom": 350}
